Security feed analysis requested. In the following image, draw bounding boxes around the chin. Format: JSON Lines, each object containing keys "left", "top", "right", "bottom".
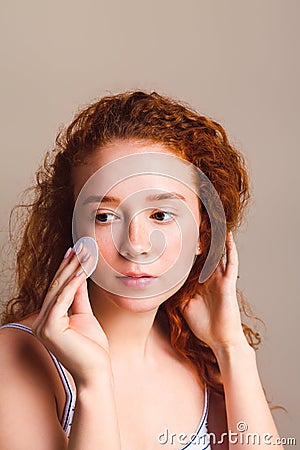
{"left": 109, "top": 282, "right": 185, "bottom": 314}
{"left": 110, "top": 294, "right": 167, "bottom": 314}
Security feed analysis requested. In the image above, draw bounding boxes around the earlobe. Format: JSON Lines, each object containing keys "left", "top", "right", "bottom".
{"left": 196, "top": 244, "right": 202, "bottom": 256}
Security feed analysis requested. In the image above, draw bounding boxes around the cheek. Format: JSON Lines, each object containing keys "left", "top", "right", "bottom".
{"left": 170, "top": 219, "right": 199, "bottom": 270}
{"left": 167, "top": 218, "right": 199, "bottom": 251}
{"left": 95, "top": 230, "right": 117, "bottom": 262}
{"left": 163, "top": 228, "right": 182, "bottom": 256}
{"left": 158, "top": 224, "right": 195, "bottom": 272}
{"left": 94, "top": 233, "right": 117, "bottom": 284}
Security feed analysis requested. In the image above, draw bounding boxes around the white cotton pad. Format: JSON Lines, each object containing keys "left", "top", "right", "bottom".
{"left": 73, "top": 236, "right": 99, "bottom": 277}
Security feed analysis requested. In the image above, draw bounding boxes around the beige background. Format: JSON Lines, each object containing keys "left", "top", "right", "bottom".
{"left": 1, "top": 0, "right": 299, "bottom": 443}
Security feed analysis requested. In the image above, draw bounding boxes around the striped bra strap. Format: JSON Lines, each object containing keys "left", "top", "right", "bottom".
{"left": 182, "top": 386, "right": 211, "bottom": 449}
{"left": 0, "top": 323, "right": 76, "bottom": 438}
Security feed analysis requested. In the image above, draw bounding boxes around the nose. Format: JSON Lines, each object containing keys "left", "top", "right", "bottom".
{"left": 118, "top": 213, "right": 151, "bottom": 260}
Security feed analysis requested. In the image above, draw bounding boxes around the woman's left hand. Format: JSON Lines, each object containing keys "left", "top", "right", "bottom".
{"left": 181, "top": 231, "right": 249, "bottom": 354}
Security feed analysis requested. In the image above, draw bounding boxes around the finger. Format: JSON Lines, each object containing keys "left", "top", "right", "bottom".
{"left": 71, "top": 279, "right": 94, "bottom": 315}
{"left": 47, "top": 270, "right": 88, "bottom": 323}
{"left": 35, "top": 270, "right": 87, "bottom": 340}
{"left": 203, "top": 257, "right": 225, "bottom": 284}
{"left": 34, "top": 251, "right": 80, "bottom": 326}
{"left": 33, "top": 247, "right": 87, "bottom": 333}
{"left": 56, "top": 246, "right": 75, "bottom": 274}
{"left": 224, "top": 231, "right": 239, "bottom": 279}
{"left": 44, "top": 246, "right": 75, "bottom": 293}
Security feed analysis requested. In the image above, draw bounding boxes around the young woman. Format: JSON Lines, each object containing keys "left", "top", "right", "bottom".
{"left": 0, "top": 91, "right": 283, "bottom": 450}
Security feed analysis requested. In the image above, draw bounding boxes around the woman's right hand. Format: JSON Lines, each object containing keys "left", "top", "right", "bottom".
{"left": 32, "top": 246, "right": 110, "bottom": 387}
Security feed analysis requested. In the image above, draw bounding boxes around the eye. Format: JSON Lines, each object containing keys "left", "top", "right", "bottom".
{"left": 151, "top": 211, "right": 175, "bottom": 222}
{"left": 95, "top": 211, "right": 119, "bottom": 224}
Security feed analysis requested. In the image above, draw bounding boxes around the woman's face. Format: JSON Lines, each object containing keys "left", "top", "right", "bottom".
{"left": 72, "top": 140, "right": 202, "bottom": 311}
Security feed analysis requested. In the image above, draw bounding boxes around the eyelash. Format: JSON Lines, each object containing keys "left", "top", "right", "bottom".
{"left": 95, "top": 212, "right": 119, "bottom": 223}
{"left": 150, "top": 211, "right": 175, "bottom": 222}
{"left": 94, "top": 210, "right": 176, "bottom": 224}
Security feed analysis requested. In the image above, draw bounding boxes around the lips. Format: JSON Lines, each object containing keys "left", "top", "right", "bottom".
{"left": 120, "top": 272, "right": 156, "bottom": 278}
{"left": 116, "top": 272, "right": 158, "bottom": 288}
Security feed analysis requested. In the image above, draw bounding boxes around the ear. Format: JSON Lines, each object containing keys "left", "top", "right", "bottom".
{"left": 196, "top": 243, "right": 202, "bottom": 255}
{"left": 197, "top": 214, "right": 210, "bottom": 256}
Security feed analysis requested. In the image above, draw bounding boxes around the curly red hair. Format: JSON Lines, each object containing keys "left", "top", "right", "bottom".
{"left": 1, "top": 91, "right": 262, "bottom": 395}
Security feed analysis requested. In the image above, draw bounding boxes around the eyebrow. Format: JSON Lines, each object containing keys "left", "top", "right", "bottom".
{"left": 82, "top": 192, "right": 186, "bottom": 205}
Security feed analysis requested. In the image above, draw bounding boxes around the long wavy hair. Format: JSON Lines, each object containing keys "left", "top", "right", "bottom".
{"left": 1, "top": 90, "right": 262, "bottom": 395}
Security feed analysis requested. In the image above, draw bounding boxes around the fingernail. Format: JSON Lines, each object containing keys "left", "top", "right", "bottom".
{"left": 75, "top": 268, "right": 84, "bottom": 277}
{"left": 81, "top": 253, "right": 90, "bottom": 263}
{"left": 73, "top": 242, "right": 83, "bottom": 255}
{"left": 72, "top": 237, "right": 98, "bottom": 278}
{"left": 64, "top": 247, "right": 72, "bottom": 259}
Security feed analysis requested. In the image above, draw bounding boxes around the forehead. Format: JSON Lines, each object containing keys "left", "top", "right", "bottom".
{"left": 72, "top": 141, "right": 198, "bottom": 201}
{"left": 99, "top": 174, "right": 195, "bottom": 202}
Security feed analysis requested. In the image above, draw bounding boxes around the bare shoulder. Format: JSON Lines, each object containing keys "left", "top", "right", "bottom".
{"left": 0, "top": 316, "right": 55, "bottom": 379}
{"left": 0, "top": 323, "right": 68, "bottom": 449}
{"left": 0, "top": 320, "right": 53, "bottom": 374}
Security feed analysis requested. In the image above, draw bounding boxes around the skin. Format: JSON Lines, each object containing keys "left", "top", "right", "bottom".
{"left": 0, "top": 141, "right": 283, "bottom": 450}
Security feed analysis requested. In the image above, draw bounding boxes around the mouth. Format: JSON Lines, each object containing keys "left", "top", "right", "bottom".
{"left": 116, "top": 272, "right": 158, "bottom": 288}
{"left": 118, "top": 272, "right": 157, "bottom": 278}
